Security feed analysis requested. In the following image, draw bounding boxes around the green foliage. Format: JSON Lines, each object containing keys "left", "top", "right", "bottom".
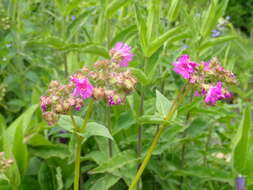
{"left": 0, "top": 0, "right": 252, "bottom": 189}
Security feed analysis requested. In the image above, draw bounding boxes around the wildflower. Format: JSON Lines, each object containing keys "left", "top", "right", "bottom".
{"left": 70, "top": 76, "right": 93, "bottom": 99}
{"left": 211, "top": 29, "right": 221, "bottom": 37}
{"left": 181, "top": 44, "right": 189, "bottom": 50}
{"left": 107, "top": 94, "right": 122, "bottom": 105}
{"left": 110, "top": 42, "right": 134, "bottom": 67}
{"left": 173, "top": 54, "right": 198, "bottom": 80}
{"left": 236, "top": 175, "right": 245, "bottom": 190}
{"left": 204, "top": 81, "right": 224, "bottom": 105}
{"left": 71, "top": 15, "right": 76, "bottom": 21}
{"left": 40, "top": 96, "right": 51, "bottom": 112}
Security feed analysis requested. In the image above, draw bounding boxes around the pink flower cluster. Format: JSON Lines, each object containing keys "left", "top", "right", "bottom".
{"left": 40, "top": 42, "right": 137, "bottom": 125}
{"left": 173, "top": 55, "right": 237, "bottom": 106}
{"left": 204, "top": 81, "right": 232, "bottom": 105}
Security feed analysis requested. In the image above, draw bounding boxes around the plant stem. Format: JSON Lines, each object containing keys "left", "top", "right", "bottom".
{"left": 137, "top": 85, "right": 144, "bottom": 157}
{"left": 128, "top": 85, "right": 191, "bottom": 190}
{"left": 106, "top": 106, "right": 113, "bottom": 157}
{"left": 137, "top": 85, "right": 144, "bottom": 190}
{"left": 71, "top": 114, "right": 82, "bottom": 190}
{"left": 204, "top": 124, "right": 213, "bottom": 165}
{"left": 72, "top": 101, "right": 94, "bottom": 190}
{"left": 74, "top": 135, "right": 82, "bottom": 190}
{"left": 179, "top": 89, "right": 193, "bottom": 188}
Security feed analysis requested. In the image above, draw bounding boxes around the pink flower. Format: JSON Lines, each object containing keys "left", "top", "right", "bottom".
{"left": 110, "top": 42, "right": 134, "bottom": 67}
{"left": 173, "top": 55, "right": 197, "bottom": 80}
{"left": 70, "top": 77, "right": 93, "bottom": 99}
{"left": 107, "top": 95, "right": 122, "bottom": 105}
{"left": 40, "top": 96, "right": 51, "bottom": 112}
{"left": 202, "top": 62, "right": 210, "bottom": 71}
{"left": 204, "top": 81, "right": 224, "bottom": 105}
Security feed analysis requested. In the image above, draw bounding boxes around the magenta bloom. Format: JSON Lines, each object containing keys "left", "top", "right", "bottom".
{"left": 201, "top": 62, "right": 210, "bottom": 71}
{"left": 110, "top": 42, "right": 134, "bottom": 67}
{"left": 173, "top": 55, "right": 197, "bottom": 80}
{"left": 204, "top": 81, "right": 224, "bottom": 105}
{"left": 70, "top": 77, "right": 93, "bottom": 99}
{"left": 108, "top": 95, "right": 122, "bottom": 105}
{"left": 40, "top": 96, "right": 51, "bottom": 112}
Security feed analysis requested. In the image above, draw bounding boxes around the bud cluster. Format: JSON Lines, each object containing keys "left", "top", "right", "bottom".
{"left": 0, "top": 152, "right": 13, "bottom": 172}
{"left": 173, "top": 55, "right": 237, "bottom": 105}
{"left": 40, "top": 42, "right": 137, "bottom": 125}
{"left": 40, "top": 80, "right": 85, "bottom": 125}
{"left": 72, "top": 57, "right": 137, "bottom": 105}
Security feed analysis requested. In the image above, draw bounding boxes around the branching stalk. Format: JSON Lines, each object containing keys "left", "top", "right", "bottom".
{"left": 72, "top": 101, "right": 94, "bottom": 190}
{"left": 128, "top": 84, "right": 191, "bottom": 190}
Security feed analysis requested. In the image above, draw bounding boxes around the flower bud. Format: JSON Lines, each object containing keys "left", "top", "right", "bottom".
{"left": 49, "top": 80, "right": 60, "bottom": 89}
{"left": 93, "top": 88, "right": 105, "bottom": 100}
{"left": 107, "top": 94, "right": 122, "bottom": 105}
{"left": 54, "top": 104, "right": 64, "bottom": 113}
{"left": 43, "top": 111, "right": 59, "bottom": 125}
{"left": 81, "top": 66, "right": 90, "bottom": 73}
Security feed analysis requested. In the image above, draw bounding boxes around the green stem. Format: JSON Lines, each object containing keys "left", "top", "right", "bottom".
{"left": 106, "top": 106, "right": 113, "bottom": 157}
{"left": 204, "top": 125, "right": 213, "bottom": 165}
{"left": 72, "top": 100, "right": 94, "bottom": 190}
{"left": 81, "top": 101, "right": 94, "bottom": 132}
{"left": 74, "top": 136, "right": 82, "bottom": 190}
{"left": 128, "top": 85, "right": 191, "bottom": 190}
{"left": 136, "top": 85, "right": 144, "bottom": 190}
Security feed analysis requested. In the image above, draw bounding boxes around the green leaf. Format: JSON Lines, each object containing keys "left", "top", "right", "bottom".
{"left": 56, "top": 167, "right": 63, "bottom": 190}
{"left": 135, "top": 4, "right": 148, "bottom": 54}
{"left": 199, "top": 35, "right": 238, "bottom": 52}
{"left": 110, "top": 25, "right": 137, "bottom": 46}
{"left": 38, "top": 163, "right": 54, "bottom": 190}
{"left": 146, "top": 0, "right": 161, "bottom": 41}
{"left": 156, "top": 90, "right": 171, "bottom": 117}
{"left": 167, "top": 0, "right": 182, "bottom": 22}
{"left": 232, "top": 105, "right": 251, "bottom": 173}
{"left": 177, "top": 166, "right": 233, "bottom": 184}
{"left": 137, "top": 115, "right": 170, "bottom": 125}
{"left": 105, "top": 0, "right": 132, "bottom": 18}
{"left": 27, "top": 134, "right": 53, "bottom": 146}
{"left": 200, "top": 0, "right": 229, "bottom": 38}
{"left": 80, "top": 122, "right": 113, "bottom": 140}
{"left": 12, "top": 125, "right": 28, "bottom": 176}
{"left": 0, "top": 179, "right": 12, "bottom": 190}
{"left": 58, "top": 116, "right": 113, "bottom": 140}
{"left": 129, "top": 67, "right": 149, "bottom": 86}
{"left": 29, "top": 145, "right": 69, "bottom": 159}
{"left": 64, "top": 0, "right": 82, "bottom": 16}
{"left": 89, "top": 150, "right": 137, "bottom": 174}
{"left": 81, "top": 45, "right": 110, "bottom": 58}
{"left": 55, "top": 0, "right": 65, "bottom": 14}
{"left": 66, "top": 10, "right": 92, "bottom": 41}
{"left": 89, "top": 174, "right": 120, "bottom": 190}
{"left": 147, "top": 25, "right": 184, "bottom": 57}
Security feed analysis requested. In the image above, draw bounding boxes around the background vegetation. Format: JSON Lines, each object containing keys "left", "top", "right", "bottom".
{"left": 0, "top": 0, "right": 253, "bottom": 189}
